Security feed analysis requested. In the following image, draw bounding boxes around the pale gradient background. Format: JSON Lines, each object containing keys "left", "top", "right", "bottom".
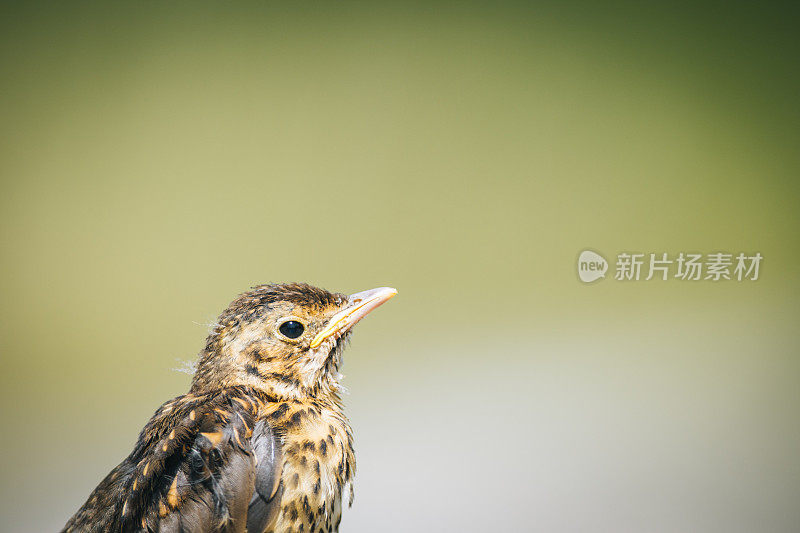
{"left": 1, "top": 2, "right": 799, "bottom": 532}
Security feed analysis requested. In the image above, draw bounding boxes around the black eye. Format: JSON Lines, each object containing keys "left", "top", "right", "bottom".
{"left": 279, "top": 320, "right": 305, "bottom": 339}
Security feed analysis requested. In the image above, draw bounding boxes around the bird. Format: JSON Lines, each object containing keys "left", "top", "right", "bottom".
{"left": 62, "top": 282, "right": 397, "bottom": 533}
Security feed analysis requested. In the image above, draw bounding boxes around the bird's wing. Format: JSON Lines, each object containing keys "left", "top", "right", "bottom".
{"left": 62, "top": 388, "right": 283, "bottom": 533}
{"left": 244, "top": 419, "right": 284, "bottom": 533}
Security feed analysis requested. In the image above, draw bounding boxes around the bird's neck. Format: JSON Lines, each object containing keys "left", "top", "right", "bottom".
{"left": 247, "top": 379, "right": 346, "bottom": 408}
{"left": 190, "top": 364, "right": 346, "bottom": 409}
{"left": 190, "top": 344, "right": 346, "bottom": 403}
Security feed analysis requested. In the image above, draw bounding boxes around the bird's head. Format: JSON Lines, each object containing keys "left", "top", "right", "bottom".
{"left": 190, "top": 283, "right": 397, "bottom": 400}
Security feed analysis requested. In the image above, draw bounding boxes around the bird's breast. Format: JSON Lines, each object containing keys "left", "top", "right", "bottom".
{"left": 265, "top": 400, "right": 355, "bottom": 533}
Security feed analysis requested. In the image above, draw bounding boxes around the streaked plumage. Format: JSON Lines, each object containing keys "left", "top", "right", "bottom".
{"left": 62, "top": 282, "right": 396, "bottom": 533}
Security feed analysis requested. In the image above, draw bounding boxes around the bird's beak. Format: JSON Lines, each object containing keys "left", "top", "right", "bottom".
{"left": 310, "top": 287, "right": 398, "bottom": 348}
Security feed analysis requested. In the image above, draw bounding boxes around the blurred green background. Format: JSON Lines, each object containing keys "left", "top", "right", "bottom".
{"left": 1, "top": 2, "right": 798, "bottom": 531}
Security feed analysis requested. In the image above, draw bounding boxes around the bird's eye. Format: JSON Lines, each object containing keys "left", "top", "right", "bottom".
{"left": 279, "top": 320, "right": 305, "bottom": 339}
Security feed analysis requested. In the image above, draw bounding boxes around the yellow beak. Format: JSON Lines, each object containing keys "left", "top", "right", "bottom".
{"left": 309, "top": 287, "right": 398, "bottom": 348}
